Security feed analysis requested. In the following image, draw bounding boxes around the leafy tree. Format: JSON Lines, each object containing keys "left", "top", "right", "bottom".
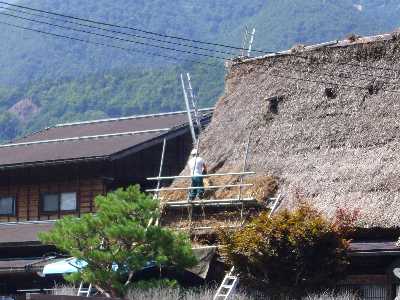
{"left": 219, "top": 204, "right": 354, "bottom": 297}
{"left": 39, "top": 185, "right": 197, "bottom": 298}
{"left": 0, "top": 61, "right": 225, "bottom": 141}
{"left": 0, "top": 112, "right": 22, "bottom": 141}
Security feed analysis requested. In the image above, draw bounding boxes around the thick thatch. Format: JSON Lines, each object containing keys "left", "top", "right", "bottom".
{"left": 160, "top": 175, "right": 278, "bottom": 204}
{"left": 169, "top": 32, "right": 400, "bottom": 229}
{"left": 160, "top": 175, "right": 277, "bottom": 233}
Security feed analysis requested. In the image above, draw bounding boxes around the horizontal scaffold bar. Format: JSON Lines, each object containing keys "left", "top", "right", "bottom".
{"left": 164, "top": 198, "right": 257, "bottom": 208}
{"left": 146, "top": 183, "right": 253, "bottom": 193}
{"left": 176, "top": 225, "right": 241, "bottom": 231}
{"left": 147, "top": 171, "right": 256, "bottom": 181}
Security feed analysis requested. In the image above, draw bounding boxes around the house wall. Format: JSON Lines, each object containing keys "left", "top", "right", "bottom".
{"left": 339, "top": 275, "right": 393, "bottom": 300}
{"left": 0, "top": 131, "right": 194, "bottom": 223}
{"left": 109, "top": 131, "right": 193, "bottom": 190}
{"left": 0, "top": 177, "right": 105, "bottom": 222}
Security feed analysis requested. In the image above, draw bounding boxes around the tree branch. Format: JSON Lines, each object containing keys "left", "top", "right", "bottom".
{"left": 95, "top": 284, "right": 111, "bottom": 298}
{"left": 124, "top": 271, "right": 134, "bottom": 286}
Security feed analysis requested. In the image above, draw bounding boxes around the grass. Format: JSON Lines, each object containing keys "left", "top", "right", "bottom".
{"left": 305, "top": 291, "right": 359, "bottom": 300}
{"left": 126, "top": 287, "right": 253, "bottom": 300}
{"left": 50, "top": 285, "right": 358, "bottom": 300}
{"left": 50, "top": 284, "right": 77, "bottom": 296}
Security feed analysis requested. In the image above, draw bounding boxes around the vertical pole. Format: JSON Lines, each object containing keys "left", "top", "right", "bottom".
{"left": 38, "top": 182, "right": 41, "bottom": 221}
{"left": 186, "top": 73, "right": 202, "bottom": 133}
{"left": 238, "top": 132, "right": 251, "bottom": 220}
{"left": 57, "top": 182, "right": 61, "bottom": 220}
{"left": 155, "top": 138, "right": 167, "bottom": 199}
{"left": 27, "top": 183, "right": 30, "bottom": 221}
{"left": 15, "top": 185, "right": 19, "bottom": 222}
{"left": 241, "top": 26, "right": 249, "bottom": 57}
{"left": 188, "top": 136, "right": 201, "bottom": 230}
{"left": 154, "top": 138, "right": 167, "bottom": 227}
{"left": 89, "top": 188, "right": 94, "bottom": 213}
{"left": 77, "top": 165, "right": 81, "bottom": 218}
{"left": 7, "top": 174, "right": 10, "bottom": 222}
{"left": 181, "top": 73, "right": 197, "bottom": 145}
{"left": 247, "top": 28, "right": 256, "bottom": 57}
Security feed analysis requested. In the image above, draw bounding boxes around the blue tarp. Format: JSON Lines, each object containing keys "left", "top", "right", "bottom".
{"left": 42, "top": 257, "right": 87, "bottom": 275}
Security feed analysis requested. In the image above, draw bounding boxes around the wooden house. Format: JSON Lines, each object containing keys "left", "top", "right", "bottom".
{"left": 163, "top": 32, "right": 400, "bottom": 299}
{"left": 0, "top": 108, "right": 212, "bottom": 294}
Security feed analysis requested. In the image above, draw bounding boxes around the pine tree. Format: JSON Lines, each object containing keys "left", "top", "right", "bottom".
{"left": 39, "top": 185, "right": 197, "bottom": 298}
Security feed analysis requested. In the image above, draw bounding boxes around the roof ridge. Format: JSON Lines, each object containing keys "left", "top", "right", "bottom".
{"left": 239, "top": 31, "right": 396, "bottom": 63}
{"left": 0, "top": 128, "right": 170, "bottom": 149}
{"left": 55, "top": 107, "right": 215, "bottom": 128}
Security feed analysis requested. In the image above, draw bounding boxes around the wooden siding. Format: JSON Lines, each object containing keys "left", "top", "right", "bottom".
{"left": 0, "top": 178, "right": 105, "bottom": 222}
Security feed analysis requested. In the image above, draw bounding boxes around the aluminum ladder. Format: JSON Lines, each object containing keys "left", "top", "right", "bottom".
{"left": 213, "top": 267, "right": 238, "bottom": 300}
{"left": 181, "top": 72, "right": 202, "bottom": 144}
{"left": 213, "top": 194, "right": 282, "bottom": 299}
{"left": 77, "top": 282, "right": 92, "bottom": 297}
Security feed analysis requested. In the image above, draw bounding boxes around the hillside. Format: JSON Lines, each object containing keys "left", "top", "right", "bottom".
{"left": 0, "top": 0, "right": 399, "bottom": 85}
{"left": 0, "top": 60, "right": 224, "bottom": 140}
{"left": 0, "top": 0, "right": 400, "bottom": 141}
{"left": 0, "top": 0, "right": 262, "bottom": 85}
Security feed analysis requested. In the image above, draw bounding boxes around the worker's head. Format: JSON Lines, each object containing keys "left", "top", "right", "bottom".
{"left": 191, "top": 149, "right": 198, "bottom": 156}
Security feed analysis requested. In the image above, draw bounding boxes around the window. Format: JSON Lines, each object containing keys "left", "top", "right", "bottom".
{"left": 60, "top": 193, "right": 77, "bottom": 211}
{"left": 42, "top": 192, "right": 77, "bottom": 213}
{"left": 0, "top": 197, "right": 15, "bottom": 216}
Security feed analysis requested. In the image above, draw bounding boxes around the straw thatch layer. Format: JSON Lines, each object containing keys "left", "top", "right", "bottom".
{"left": 187, "top": 33, "right": 400, "bottom": 228}
{"left": 160, "top": 175, "right": 277, "bottom": 204}
{"left": 161, "top": 205, "right": 263, "bottom": 234}
{"left": 159, "top": 174, "right": 277, "bottom": 232}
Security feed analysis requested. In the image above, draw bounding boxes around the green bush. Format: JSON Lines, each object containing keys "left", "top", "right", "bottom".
{"left": 219, "top": 203, "right": 353, "bottom": 297}
{"left": 0, "top": 112, "right": 22, "bottom": 141}
{"left": 40, "top": 185, "right": 197, "bottom": 298}
{"left": 130, "top": 279, "right": 179, "bottom": 291}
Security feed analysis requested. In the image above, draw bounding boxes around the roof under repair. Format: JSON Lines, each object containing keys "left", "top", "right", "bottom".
{"left": 170, "top": 31, "right": 400, "bottom": 228}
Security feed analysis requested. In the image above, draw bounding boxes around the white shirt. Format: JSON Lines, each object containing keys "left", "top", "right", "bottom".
{"left": 188, "top": 156, "right": 205, "bottom": 176}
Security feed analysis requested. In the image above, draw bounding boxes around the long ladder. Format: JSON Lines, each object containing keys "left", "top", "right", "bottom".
{"left": 240, "top": 26, "right": 256, "bottom": 57}
{"left": 186, "top": 73, "right": 202, "bottom": 133}
{"left": 213, "top": 194, "right": 281, "bottom": 300}
{"left": 213, "top": 267, "right": 239, "bottom": 300}
{"left": 77, "top": 282, "right": 92, "bottom": 297}
{"left": 181, "top": 73, "right": 202, "bottom": 145}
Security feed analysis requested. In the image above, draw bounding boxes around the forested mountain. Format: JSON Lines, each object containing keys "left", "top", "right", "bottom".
{"left": 0, "top": 0, "right": 399, "bottom": 141}
{"left": 0, "top": 60, "right": 224, "bottom": 140}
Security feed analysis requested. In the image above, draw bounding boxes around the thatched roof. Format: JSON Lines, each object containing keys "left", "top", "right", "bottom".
{"left": 170, "top": 32, "right": 400, "bottom": 229}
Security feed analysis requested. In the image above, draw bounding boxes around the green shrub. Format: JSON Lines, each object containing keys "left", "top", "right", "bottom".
{"left": 219, "top": 203, "right": 353, "bottom": 297}
{"left": 40, "top": 185, "right": 197, "bottom": 298}
{"left": 130, "top": 279, "right": 179, "bottom": 291}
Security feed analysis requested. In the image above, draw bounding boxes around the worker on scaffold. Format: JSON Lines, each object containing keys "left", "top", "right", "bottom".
{"left": 188, "top": 148, "right": 207, "bottom": 200}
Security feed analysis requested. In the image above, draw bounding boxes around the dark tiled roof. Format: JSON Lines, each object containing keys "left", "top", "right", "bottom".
{"left": 0, "top": 256, "right": 61, "bottom": 273}
{"left": 17, "top": 112, "right": 190, "bottom": 142}
{"left": 0, "top": 132, "right": 163, "bottom": 167}
{"left": 349, "top": 241, "right": 400, "bottom": 255}
{"left": 0, "top": 258, "right": 45, "bottom": 271}
{"left": 0, "top": 222, "right": 54, "bottom": 245}
{"left": 0, "top": 110, "right": 212, "bottom": 168}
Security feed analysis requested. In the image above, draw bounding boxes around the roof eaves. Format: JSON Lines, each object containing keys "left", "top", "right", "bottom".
{"left": 0, "top": 128, "right": 170, "bottom": 149}
{"left": 109, "top": 123, "right": 190, "bottom": 161}
{"left": 0, "top": 155, "right": 108, "bottom": 171}
{"left": 55, "top": 107, "right": 215, "bottom": 128}
{"left": 109, "top": 111, "right": 213, "bottom": 161}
